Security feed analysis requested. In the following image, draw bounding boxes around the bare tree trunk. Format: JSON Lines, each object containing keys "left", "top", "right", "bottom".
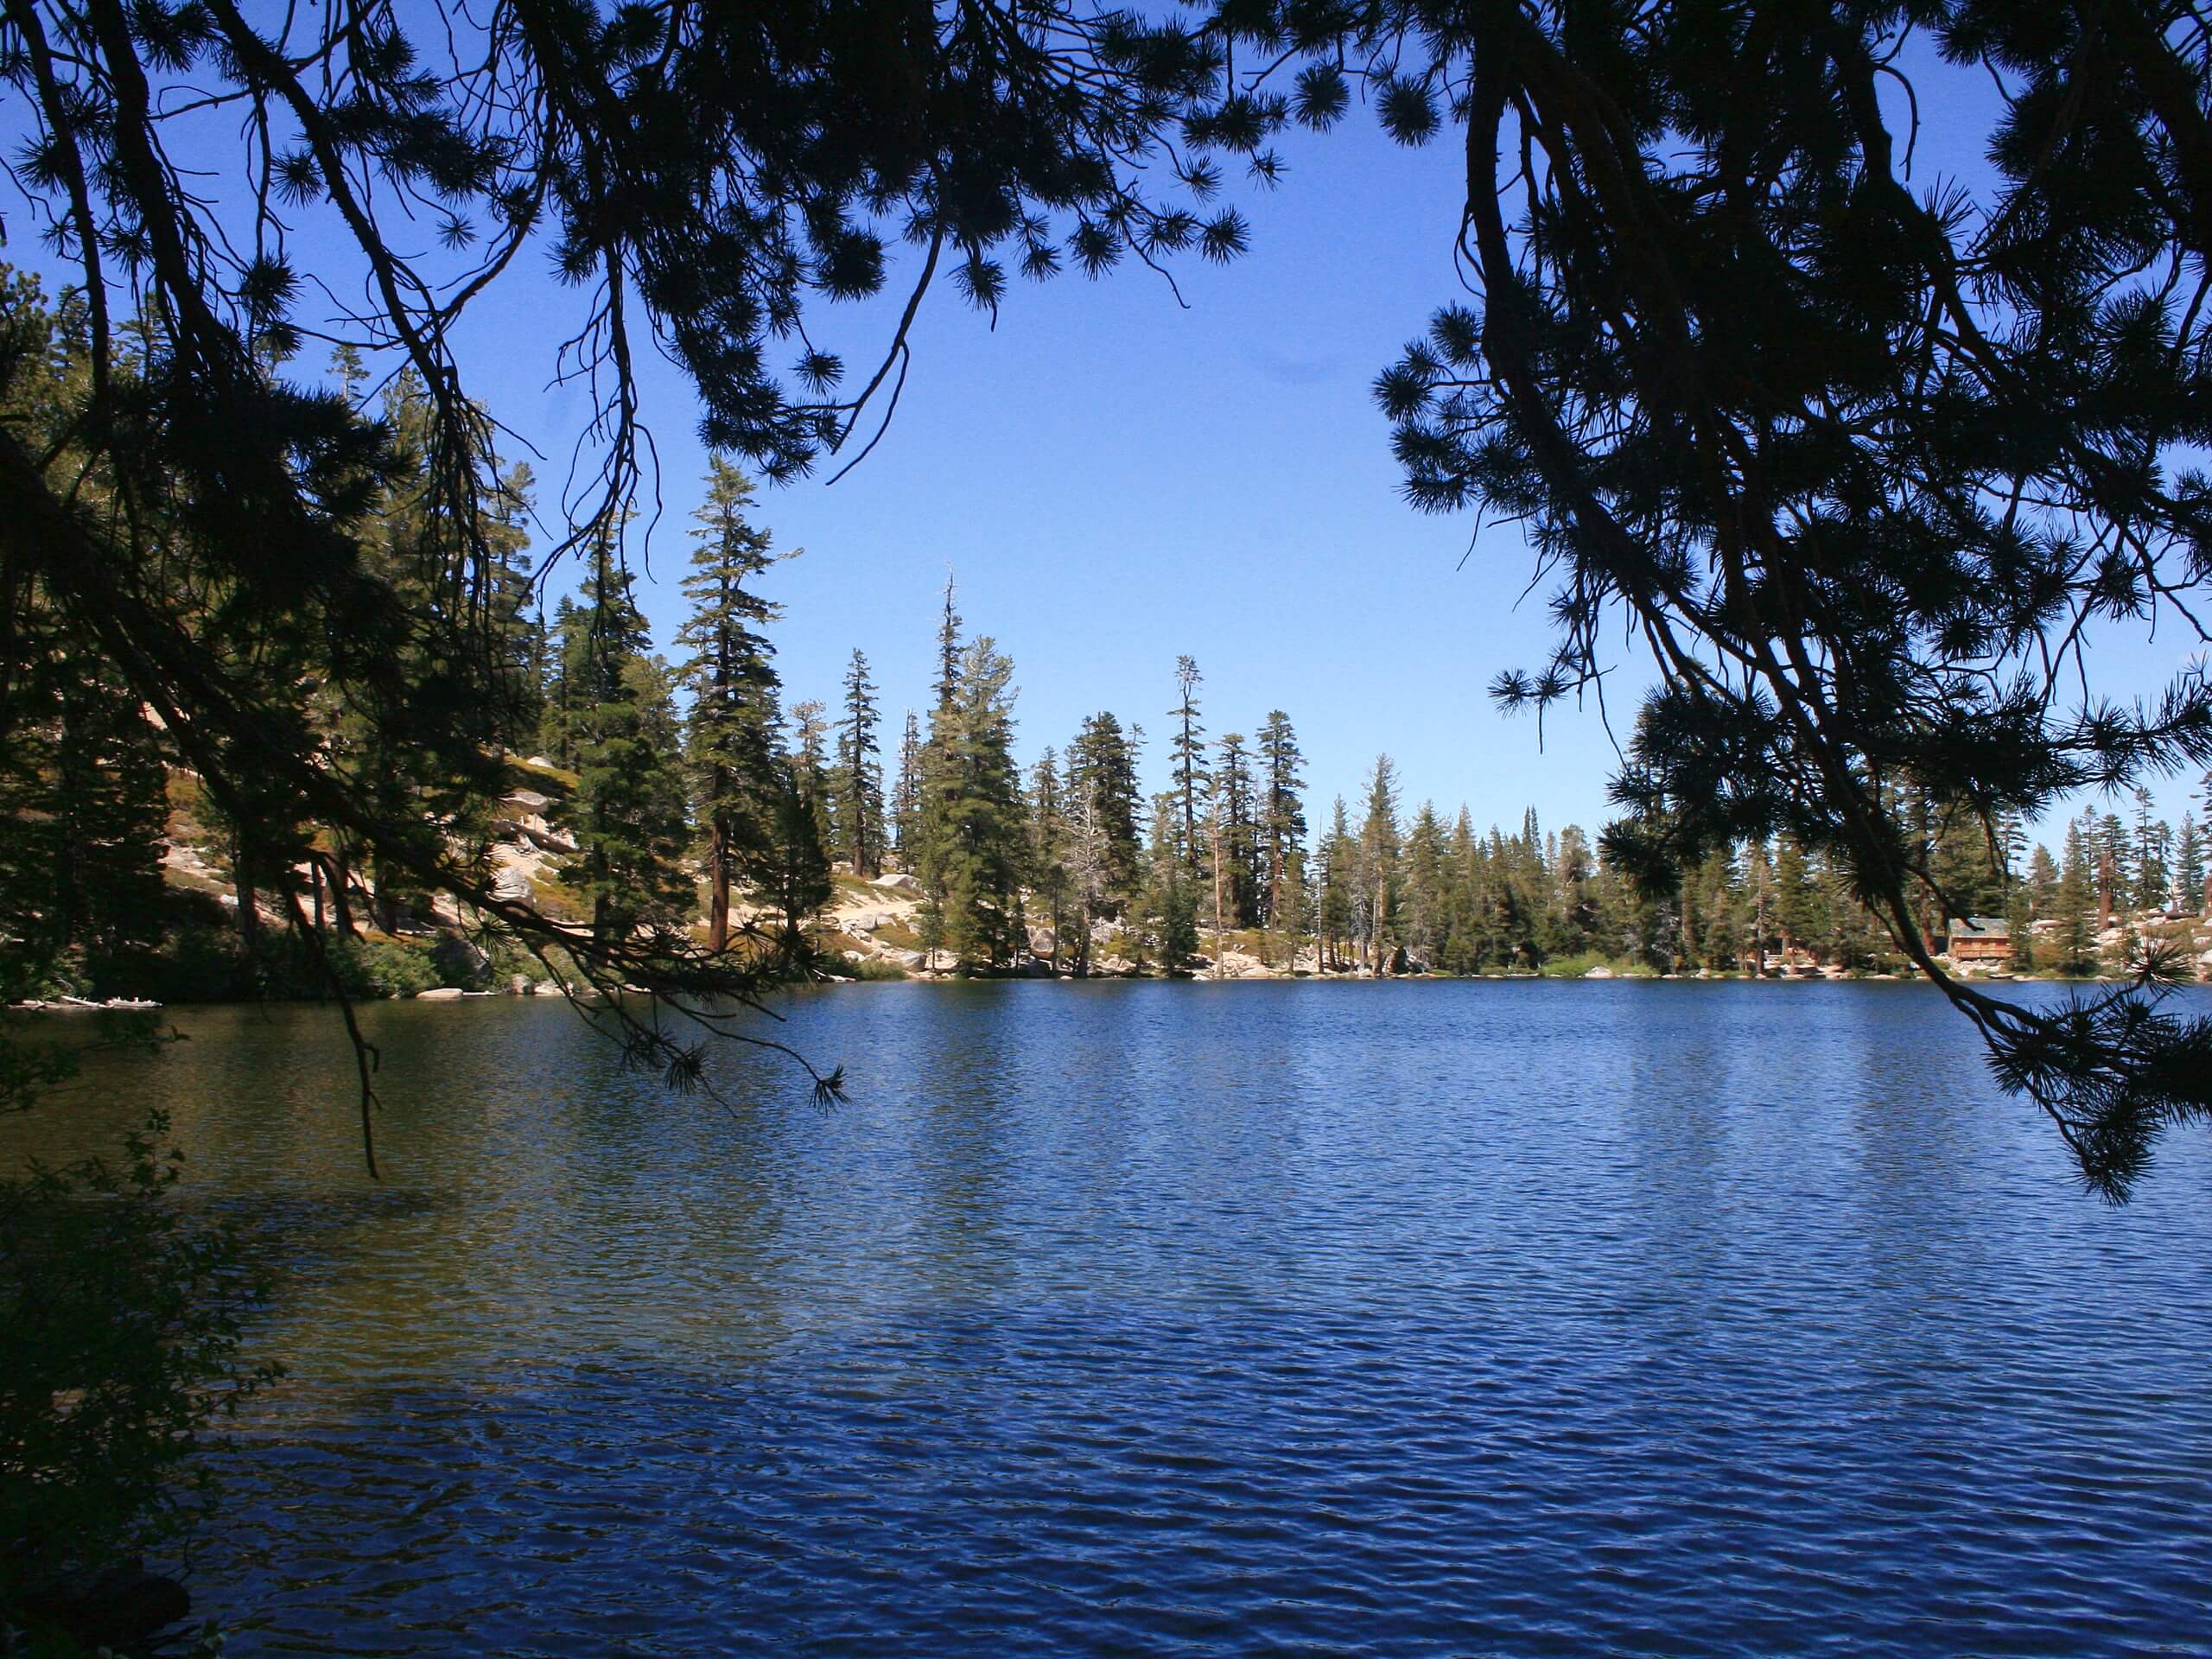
{"left": 708, "top": 817, "right": 731, "bottom": 955}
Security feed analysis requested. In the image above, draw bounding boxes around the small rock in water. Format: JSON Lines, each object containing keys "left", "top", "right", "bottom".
{"left": 416, "top": 986, "right": 466, "bottom": 1001}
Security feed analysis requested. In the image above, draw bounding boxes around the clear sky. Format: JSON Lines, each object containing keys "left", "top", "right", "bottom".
{"left": 10, "top": 43, "right": 2208, "bottom": 850}
{"left": 456, "top": 113, "right": 1655, "bottom": 839}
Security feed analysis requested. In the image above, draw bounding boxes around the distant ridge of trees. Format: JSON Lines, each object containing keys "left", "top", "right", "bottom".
{"left": 18, "top": 386, "right": 2202, "bottom": 1021}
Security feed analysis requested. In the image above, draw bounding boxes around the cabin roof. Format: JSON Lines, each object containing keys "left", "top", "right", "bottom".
{"left": 1948, "top": 915, "right": 2010, "bottom": 939}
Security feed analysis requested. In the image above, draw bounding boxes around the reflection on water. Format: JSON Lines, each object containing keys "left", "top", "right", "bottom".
{"left": 6, "top": 982, "right": 2210, "bottom": 1657}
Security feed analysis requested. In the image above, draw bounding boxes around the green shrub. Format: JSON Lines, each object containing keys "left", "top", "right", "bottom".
{"left": 871, "top": 918, "right": 922, "bottom": 952}
{"left": 139, "top": 924, "right": 254, "bottom": 1003}
{"left": 1535, "top": 951, "right": 1657, "bottom": 979}
{"left": 486, "top": 936, "right": 554, "bottom": 988}
{"left": 328, "top": 935, "right": 442, "bottom": 998}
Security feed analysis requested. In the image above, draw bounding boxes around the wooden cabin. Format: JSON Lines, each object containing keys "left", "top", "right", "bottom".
{"left": 1944, "top": 916, "right": 2011, "bottom": 963}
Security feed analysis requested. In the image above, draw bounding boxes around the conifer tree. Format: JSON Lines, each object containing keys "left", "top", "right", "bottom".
{"left": 484, "top": 461, "right": 543, "bottom": 758}
{"left": 0, "top": 611, "right": 169, "bottom": 994}
{"left": 2005, "top": 878, "right": 2037, "bottom": 976}
{"left": 1274, "top": 836, "right": 1312, "bottom": 969}
{"left": 1028, "top": 748, "right": 1068, "bottom": 970}
{"left": 836, "top": 650, "right": 884, "bottom": 877}
{"left": 1212, "top": 732, "right": 1260, "bottom": 928}
{"left": 2176, "top": 815, "right": 2206, "bottom": 918}
{"left": 1359, "top": 757, "right": 1402, "bottom": 972}
{"left": 1063, "top": 773, "right": 1109, "bottom": 977}
{"left": 558, "top": 548, "right": 692, "bottom": 944}
{"left": 1207, "top": 788, "right": 1229, "bottom": 976}
{"left": 891, "top": 712, "right": 923, "bottom": 863}
{"left": 1436, "top": 807, "right": 1480, "bottom": 974}
{"left": 541, "top": 594, "right": 586, "bottom": 770}
{"left": 789, "top": 699, "right": 836, "bottom": 854}
{"left": 1552, "top": 823, "right": 1596, "bottom": 956}
{"left": 328, "top": 368, "right": 519, "bottom": 939}
{"left": 1317, "top": 798, "right": 1353, "bottom": 972}
{"left": 1139, "top": 791, "right": 1199, "bottom": 974}
{"left": 2096, "top": 813, "right": 2129, "bottom": 929}
{"left": 1774, "top": 836, "right": 1824, "bottom": 964}
{"left": 675, "top": 459, "right": 791, "bottom": 955}
{"left": 751, "top": 756, "right": 834, "bottom": 969}
{"left": 2054, "top": 820, "right": 2099, "bottom": 976}
{"left": 1402, "top": 803, "right": 1446, "bottom": 969}
{"left": 1168, "top": 658, "right": 1209, "bottom": 874}
{"left": 933, "top": 575, "right": 964, "bottom": 709}
{"left": 1255, "top": 710, "right": 1306, "bottom": 935}
{"left": 54, "top": 668, "right": 169, "bottom": 971}
{"left": 915, "top": 633, "right": 1028, "bottom": 970}
{"left": 1741, "top": 840, "right": 1779, "bottom": 973}
{"left": 1929, "top": 808, "right": 2008, "bottom": 922}
{"left": 1067, "top": 713, "right": 1143, "bottom": 917}
{"left": 2132, "top": 790, "right": 2170, "bottom": 912}
{"left": 2026, "top": 845, "right": 2060, "bottom": 917}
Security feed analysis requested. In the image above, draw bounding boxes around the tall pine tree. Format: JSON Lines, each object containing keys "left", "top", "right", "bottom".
{"left": 836, "top": 650, "right": 884, "bottom": 877}
{"left": 557, "top": 543, "right": 692, "bottom": 944}
{"left": 675, "top": 458, "right": 790, "bottom": 955}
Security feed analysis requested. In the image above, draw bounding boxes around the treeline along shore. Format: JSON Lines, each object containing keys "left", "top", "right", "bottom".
{"left": 8, "top": 324, "right": 2212, "bottom": 1005}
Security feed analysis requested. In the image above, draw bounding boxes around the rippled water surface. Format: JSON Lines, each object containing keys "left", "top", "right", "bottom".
{"left": 10, "top": 981, "right": 2212, "bottom": 1656}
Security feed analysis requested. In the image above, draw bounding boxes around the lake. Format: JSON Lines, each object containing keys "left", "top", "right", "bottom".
{"left": 9, "top": 981, "right": 2211, "bottom": 1656}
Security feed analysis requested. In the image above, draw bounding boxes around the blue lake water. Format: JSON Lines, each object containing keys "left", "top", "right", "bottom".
{"left": 10, "top": 980, "right": 2212, "bottom": 1656}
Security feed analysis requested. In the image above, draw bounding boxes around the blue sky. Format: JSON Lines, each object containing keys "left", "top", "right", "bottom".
{"left": 452, "top": 113, "right": 1648, "bottom": 838}
{"left": 9, "top": 41, "right": 2209, "bottom": 849}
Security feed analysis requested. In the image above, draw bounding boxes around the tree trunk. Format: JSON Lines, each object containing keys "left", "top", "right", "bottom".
{"left": 708, "top": 817, "right": 731, "bottom": 954}
{"left": 1268, "top": 844, "right": 1281, "bottom": 944}
{"left": 323, "top": 849, "right": 356, "bottom": 937}
{"left": 1213, "top": 823, "right": 1226, "bottom": 979}
{"left": 234, "top": 849, "right": 260, "bottom": 953}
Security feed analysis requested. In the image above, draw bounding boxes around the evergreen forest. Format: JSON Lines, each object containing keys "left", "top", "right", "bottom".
{"left": 9, "top": 308, "right": 2208, "bottom": 1004}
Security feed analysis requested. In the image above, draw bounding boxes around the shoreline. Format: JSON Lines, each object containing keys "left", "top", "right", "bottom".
{"left": 10, "top": 967, "right": 2175, "bottom": 1017}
